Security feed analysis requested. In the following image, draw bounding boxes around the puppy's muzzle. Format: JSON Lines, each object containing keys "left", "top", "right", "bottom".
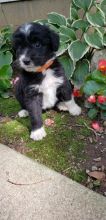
{"left": 23, "top": 58, "right": 30, "bottom": 65}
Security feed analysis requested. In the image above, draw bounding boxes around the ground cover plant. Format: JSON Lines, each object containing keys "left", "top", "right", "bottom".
{"left": 83, "top": 59, "right": 106, "bottom": 125}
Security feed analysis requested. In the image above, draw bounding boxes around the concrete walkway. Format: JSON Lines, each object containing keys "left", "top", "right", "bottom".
{"left": 0, "top": 143, "right": 106, "bottom": 220}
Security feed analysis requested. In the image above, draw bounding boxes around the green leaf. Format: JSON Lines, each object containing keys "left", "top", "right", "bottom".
{"left": 88, "top": 108, "right": 98, "bottom": 119}
{"left": 95, "top": 27, "right": 105, "bottom": 35}
{"left": 101, "top": 111, "right": 106, "bottom": 119}
{"left": 0, "top": 51, "right": 13, "bottom": 68}
{"left": 0, "top": 79, "right": 11, "bottom": 91}
{"left": 70, "top": 7, "right": 79, "bottom": 20}
{"left": 48, "top": 12, "right": 66, "bottom": 26}
{"left": 84, "top": 31, "right": 103, "bottom": 49}
{"left": 84, "top": 100, "right": 94, "bottom": 109}
{"left": 1, "top": 43, "right": 12, "bottom": 53}
{"left": 100, "top": 0, "right": 106, "bottom": 17}
{"left": 66, "top": 18, "right": 73, "bottom": 27}
{"left": 72, "top": 19, "right": 90, "bottom": 30}
{"left": 97, "top": 102, "right": 106, "bottom": 110}
{"left": 1, "top": 26, "right": 12, "bottom": 34}
{"left": 83, "top": 80, "right": 105, "bottom": 95}
{"left": 1, "top": 92, "right": 10, "bottom": 98}
{"left": 48, "top": 24, "right": 59, "bottom": 33}
{"left": 73, "top": 0, "right": 93, "bottom": 11}
{"left": 60, "top": 34, "right": 71, "bottom": 43}
{"left": 59, "top": 26, "right": 76, "bottom": 40}
{"left": 72, "top": 59, "right": 90, "bottom": 86}
{"left": 68, "top": 40, "right": 89, "bottom": 62}
{"left": 92, "top": 70, "right": 106, "bottom": 84}
{"left": 103, "top": 33, "right": 106, "bottom": 46}
{"left": 86, "top": 9, "right": 105, "bottom": 27}
{"left": 59, "top": 55, "right": 74, "bottom": 79}
{"left": 71, "top": 0, "right": 80, "bottom": 10}
{"left": 103, "top": 90, "right": 106, "bottom": 96}
{"left": 0, "top": 65, "right": 13, "bottom": 79}
{"left": 56, "top": 43, "right": 68, "bottom": 56}
{"left": 34, "top": 19, "right": 48, "bottom": 24}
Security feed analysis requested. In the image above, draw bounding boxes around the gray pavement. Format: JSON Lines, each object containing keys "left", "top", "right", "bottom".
{"left": 0, "top": 143, "right": 106, "bottom": 220}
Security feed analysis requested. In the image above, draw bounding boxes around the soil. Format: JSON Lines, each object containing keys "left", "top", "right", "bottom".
{"left": 0, "top": 97, "right": 106, "bottom": 196}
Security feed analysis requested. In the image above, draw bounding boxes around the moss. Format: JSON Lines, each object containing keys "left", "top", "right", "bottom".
{"left": 0, "top": 97, "right": 20, "bottom": 116}
{"left": 71, "top": 170, "right": 87, "bottom": 183}
{"left": 0, "top": 97, "right": 91, "bottom": 184}
{"left": 26, "top": 113, "right": 71, "bottom": 172}
{"left": 0, "top": 120, "right": 29, "bottom": 141}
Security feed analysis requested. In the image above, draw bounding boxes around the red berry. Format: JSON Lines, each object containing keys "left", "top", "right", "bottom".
{"left": 97, "top": 95, "right": 106, "bottom": 104}
{"left": 91, "top": 121, "right": 100, "bottom": 131}
{"left": 98, "top": 59, "right": 106, "bottom": 72}
{"left": 73, "top": 89, "right": 82, "bottom": 97}
{"left": 87, "top": 95, "right": 96, "bottom": 103}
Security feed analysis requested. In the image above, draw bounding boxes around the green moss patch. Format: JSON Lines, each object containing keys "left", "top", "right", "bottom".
{"left": 0, "top": 97, "right": 91, "bottom": 183}
{"left": 0, "top": 97, "right": 20, "bottom": 116}
{"left": 0, "top": 120, "right": 29, "bottom": 141}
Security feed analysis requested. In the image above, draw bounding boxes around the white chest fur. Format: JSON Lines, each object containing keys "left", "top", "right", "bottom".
{"left": 39, "top": 69, "right": 63, "bottom": 109}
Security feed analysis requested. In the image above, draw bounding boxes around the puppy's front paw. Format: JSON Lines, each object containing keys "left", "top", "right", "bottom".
{"left": 69, "top": 104, "right": 81, "bottom": 116}
{"left": 30, "top": 127, "right": 46, "bottom": 141}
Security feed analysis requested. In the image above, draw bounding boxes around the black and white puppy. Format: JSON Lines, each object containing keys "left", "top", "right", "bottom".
{"left": 12, "top": 22, "right": 81, "bottom": 141}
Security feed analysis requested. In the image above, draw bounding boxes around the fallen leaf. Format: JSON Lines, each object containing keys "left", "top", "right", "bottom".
{"left": 88, "top": 171, "right": 106, "bottom": 180}
{"left": 44, "top": 118, "right": 54, "bottom": 127}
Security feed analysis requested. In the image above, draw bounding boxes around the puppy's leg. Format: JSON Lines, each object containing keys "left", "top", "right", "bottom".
{"left": 26, "top": 94, "right": 46, "bottom": 141}
{"left": 57, "top": 81, "right": 81, "bottom": 116}
{"left": 14, "top": 78, "right": 29, "bottom": 117}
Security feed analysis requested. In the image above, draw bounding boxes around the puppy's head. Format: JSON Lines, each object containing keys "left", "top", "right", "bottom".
{"left": 12, "top": 22, "right": 59, "bottom": 72}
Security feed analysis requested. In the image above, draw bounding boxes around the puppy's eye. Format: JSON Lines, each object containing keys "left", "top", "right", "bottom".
{"left": 35, "top": 41, "right": 41, "bottom": 48}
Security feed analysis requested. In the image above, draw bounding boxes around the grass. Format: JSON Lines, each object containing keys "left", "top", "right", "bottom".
{"left": 0, "top": 97, "right": 91, "bottom": 183}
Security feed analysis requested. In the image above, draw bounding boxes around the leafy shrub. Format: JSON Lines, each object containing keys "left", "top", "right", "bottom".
{"left": 83, "top": 59, "right": 106, "bottom": 120}
{"left": 35, "top": 0, "right": 106, "bottom": 86}
{"left": 0, "top": 26, "right": 13, "bottom": 97}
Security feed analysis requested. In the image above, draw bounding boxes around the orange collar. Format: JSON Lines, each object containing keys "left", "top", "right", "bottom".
{"left": 35, "top": 59, "right": 54, "bottom": 73}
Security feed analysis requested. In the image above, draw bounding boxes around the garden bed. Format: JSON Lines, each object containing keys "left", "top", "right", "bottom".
{"left": 0, "top": 96, "right": 106, "bottom": 196}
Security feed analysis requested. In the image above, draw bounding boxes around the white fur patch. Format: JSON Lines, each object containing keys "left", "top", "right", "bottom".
{"left": 18, "top": 109, "right": 29, "bottom": 118}
{"left": 20, "top": 23, "right": 32, "bottom": 34}
{"left": 57, "top": 102, "right": 68, "bottom": 111}
{"left": 39, "top": 68, "right": 63, "bottom": 110}
{"left": 65, "top": 97, "right": 81, "bottom": 116}
{"left": 30, "top": 127, "right": 46, "bottom": 141}
{"left": 19, "top": 53, "right": 36, "bottom": 72}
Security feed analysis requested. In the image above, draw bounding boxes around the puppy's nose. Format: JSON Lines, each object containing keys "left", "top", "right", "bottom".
{"left": 23, "top": 58, "right": 30, "bottom": 65}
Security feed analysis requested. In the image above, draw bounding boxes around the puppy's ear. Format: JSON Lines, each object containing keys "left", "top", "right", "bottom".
{"left": 12, "top": 31, "right": 20, "bottom": 51}
{"left": 49, "top": 30, "right": 59, "bottom": 52}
